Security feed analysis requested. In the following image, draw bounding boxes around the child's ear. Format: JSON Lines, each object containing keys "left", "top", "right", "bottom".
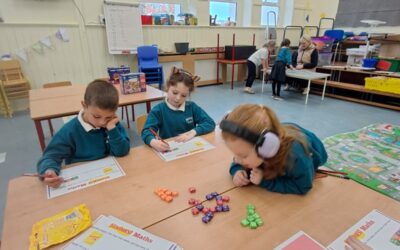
{"left": 81, "top": 101, "right": 87, "bottom": 109}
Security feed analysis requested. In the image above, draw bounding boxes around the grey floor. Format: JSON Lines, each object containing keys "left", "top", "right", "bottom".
{"left": 0, "top": 80, "right": 399, "bottom": 238}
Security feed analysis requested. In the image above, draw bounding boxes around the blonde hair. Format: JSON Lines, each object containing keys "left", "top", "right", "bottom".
{"left": 221, "top": 104, "right": 309, "bottom": 179}
{"left": 263, "top": 40, "right": 276, "bottom": 48}
{"left": 300, "top": 35, "right": 312, "bottom": 44}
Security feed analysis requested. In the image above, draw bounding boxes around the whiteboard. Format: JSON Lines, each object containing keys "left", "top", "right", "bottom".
{"left": 103, "top": 2, "right": 143, "bottom": 54}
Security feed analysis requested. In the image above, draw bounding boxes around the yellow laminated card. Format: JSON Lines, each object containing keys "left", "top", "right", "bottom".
{"left": 29, "top": 204, "right": 92, "bottom": 250}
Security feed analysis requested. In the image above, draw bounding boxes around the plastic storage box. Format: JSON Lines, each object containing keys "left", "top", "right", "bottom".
{"left": 318, "top": 52, "right": 333, "bottom": 66}
{"left": 365, "top": 76, "right": 400, "bottom": 94}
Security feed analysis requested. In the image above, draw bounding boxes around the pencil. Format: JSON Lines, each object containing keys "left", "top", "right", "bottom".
{"left": 23, "top": 173, "right": 46, "bottom": 178}
{"left": 317, "top": 171, "right": 350, "bottom": 180}
{"left": 149, "top": 128, "right": 169, "bottom": 145}
{"left": 317, "top": 169, "right": 348, "bottom": 175}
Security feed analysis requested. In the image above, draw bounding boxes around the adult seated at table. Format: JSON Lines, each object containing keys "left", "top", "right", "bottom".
{"left": 285, "top": 36, "right": 319, "bottom": 94}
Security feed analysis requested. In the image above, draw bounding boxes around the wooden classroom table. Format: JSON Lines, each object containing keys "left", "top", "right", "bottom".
{"left": 263, "top": 69, "right": 330, "bottom": 104}
{"left": 29, "top": 85, "right": 86, "bottom": 101}
{"left": 29, "top": 85, "right": 165, "bottom": 151}
{"left": 216, "top": 59, "right": 247, "bottom": 89}
{"left": 1, "top": 132, "right": 235, "bottom": 250}
{"left": 146, "top": 175, "right": 400, "bottom": 250}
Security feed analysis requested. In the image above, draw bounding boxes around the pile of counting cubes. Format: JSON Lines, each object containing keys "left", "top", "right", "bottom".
{"left": 190, "top": 191, "right": 230, "bottom": 224}
{"left": 154, "top": 188, "right": 179, "bottom": 202}
{"left": 241, "top": 204, "right": 263, "bottom": 229}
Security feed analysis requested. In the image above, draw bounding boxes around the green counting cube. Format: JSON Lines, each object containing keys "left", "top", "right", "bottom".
{"left": 241, "top": 219, "right": 250, "bottom": 227}
{"left": 256, "top": 219, "right": 264, "bottom": 226}
{"left": 250, "top": 222, "right": 258, "bottom": 229}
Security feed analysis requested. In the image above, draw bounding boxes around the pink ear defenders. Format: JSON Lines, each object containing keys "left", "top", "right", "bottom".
{"left": 220, "top": 118, "right": 280, "bottom": 159}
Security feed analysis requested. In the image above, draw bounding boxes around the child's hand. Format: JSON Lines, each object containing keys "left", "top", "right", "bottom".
{"left": 250, "top": 168, "right": 263, "bottom": 185}
{"left": 106, "top": 116, "right": 119, "bottom": 131}
{"left": 345, "top": 236, "right": 373, "bottom": 250}
{"left": 43, "top": 169, "right": 64, "bottom": 188}
{"left": 296, "top": 64, "right": 304, "bottom": 70}
{"left": 150, "top": 139, "right": 171, "bottom": 152}
{"left": 175, "top": 130, "right": 196, "bottom": 142}
{"left": 232, "top": 170, "right": 250, "bottom": 187}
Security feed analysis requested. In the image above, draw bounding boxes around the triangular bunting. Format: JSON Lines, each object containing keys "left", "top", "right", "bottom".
{"left": 55, "top": 28, "right": 69, "bottom": 42}
{"left": 32, "top": 42, "right": 44, "bottom": 54}
{"left": 40, "top": 36, "right": 54, "bottom": 49}
{"left": 15, "top": 49, "right": 28, "bottom": 62}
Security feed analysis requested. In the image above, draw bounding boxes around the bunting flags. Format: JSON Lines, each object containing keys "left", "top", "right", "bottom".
{"left": 1, "top": 28, "right": 70, "bottom": 63}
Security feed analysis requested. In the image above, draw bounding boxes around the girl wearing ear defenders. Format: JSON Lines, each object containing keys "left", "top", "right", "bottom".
{"left": 141, "top": 66, "right": 216, "bottom": 152}
{"left": 220, "top": 104, "right": 327, "bottom": 194}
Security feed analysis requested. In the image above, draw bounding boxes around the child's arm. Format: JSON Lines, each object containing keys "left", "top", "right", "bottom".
{"left": 37, "top": 132, "right": 74, "bottom": 176}
{"left": 191, "top": 103, "right": 216, "bottom": 136}
{"left": 141, "top": 109, "right": 170, "bottom": 152}
{"left": 107, "top": 121, "right": 130, "bottom": 157}
{"left": 258, "top": 144, "right": 315, "bottom": 194}
{"left": 229, "top": 162, "right": 250, "bottom": 186}
{"left": 285, "top": 49, "right": 294, "bottom": 69}
{"left": 302, "top": 49, "right": 318, "bottom": 69}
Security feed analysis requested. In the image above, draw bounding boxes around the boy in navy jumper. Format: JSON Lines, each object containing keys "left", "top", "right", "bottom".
{"left": 37, "top": 79, "right": 130, "bottom": 188}
{"left": 141, "top": 67, "right": 216, "bottom": 152}
{"left": 220, "top": 104, "right": 327, "bottom": 195}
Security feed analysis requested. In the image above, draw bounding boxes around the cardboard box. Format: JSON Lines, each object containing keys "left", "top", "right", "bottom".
{"left": 107, "top": 66, "right": 130, "bottom": 84}
{"left": 120, "top": 73, "right": 146, "bottom": 94}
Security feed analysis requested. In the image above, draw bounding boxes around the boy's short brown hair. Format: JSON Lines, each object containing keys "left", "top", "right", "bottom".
{"left": 84, "top": 79, "right": 119, "bottom": 111}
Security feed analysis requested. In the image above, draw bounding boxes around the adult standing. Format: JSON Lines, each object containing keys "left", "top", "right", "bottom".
{"left": 285, "top": 36, "right": 319, "bottom": 94}
{"left": 244, "top": 40, "right": 276, "bottom": 94}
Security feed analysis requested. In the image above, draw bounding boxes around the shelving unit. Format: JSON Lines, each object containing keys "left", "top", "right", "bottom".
{"left": 313, "top": 65, "right": 400, "bottom": 110}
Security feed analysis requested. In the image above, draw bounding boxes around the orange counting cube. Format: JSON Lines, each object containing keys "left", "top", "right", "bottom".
{"left": 165, "top": 190, "right": 172, "bottom": 196}
{"left": 171, "top": 191, "right": 179, "bottom": 197}
{"left": 164, "top": 196, "right": 173, "bottom": 202}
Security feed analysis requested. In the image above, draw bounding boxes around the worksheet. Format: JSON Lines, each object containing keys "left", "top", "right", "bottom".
{"left": 328, "top": 210, "right": 400, "bottom": 250}
{"left": 47, "top": 157, "right": 125, "bottom": 199}
{"left": 274, "top": 231, "right": 326, "bottom": 250}
{"left": 156, "top": 137, "right": 215, "bottom": 162}
{"left": 63, "top": 215, "right": 182, "bottom": 250}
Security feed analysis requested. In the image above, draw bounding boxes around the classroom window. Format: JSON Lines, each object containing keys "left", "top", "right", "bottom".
{"left": 209, "top": 1, "right": 237, "bottom": 25}
{"left": 261, "top": 0, "right": 279, "bottom": 26}
{"left": 139, "top": 3, "right": 181, "bottom": 18}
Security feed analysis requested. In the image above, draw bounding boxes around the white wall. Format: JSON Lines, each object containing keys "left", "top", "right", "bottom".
{"left": 1, "top": 0, "right": 399, "bottom": 93}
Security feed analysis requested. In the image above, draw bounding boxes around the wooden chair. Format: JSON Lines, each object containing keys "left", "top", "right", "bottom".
{"left": 0, "top": 60, "right": 31, "bottom": 101}
{"left": 136, "top": 114, "right": 147, "bottom": 134}
{"left": 0, "top": 80, "right": 13, "bottom": 118}
{"left": 43, "top": 81, "right": 72, "bottom": 136}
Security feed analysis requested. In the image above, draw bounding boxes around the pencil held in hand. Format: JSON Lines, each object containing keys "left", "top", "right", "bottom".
{"left": 149, "top": 128, "right": 169, "bottom": 146}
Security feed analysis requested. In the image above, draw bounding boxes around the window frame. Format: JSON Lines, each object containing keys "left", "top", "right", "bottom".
{"left": 261, "top": 0, "right": 279, "bottom": 27}
{"left": 209, "top": 0, "right": 238, "bottom": 25}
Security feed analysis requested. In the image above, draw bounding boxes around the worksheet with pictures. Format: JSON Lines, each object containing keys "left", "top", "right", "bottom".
{"left": 328, "top": 209, "right": 400, "bottom": 250}
{"left": 47, "top": 157, "right": 125, "bottom": 199}
{"left": 157, "top": 137, "right": 215, "bottom": 162}
{"left": 63, "top": 215, "right": 182, "bottom": 250}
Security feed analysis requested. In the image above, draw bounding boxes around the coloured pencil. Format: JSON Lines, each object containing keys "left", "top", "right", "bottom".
{"left": 149, "top": 128, "right": 169, "bottom": 145}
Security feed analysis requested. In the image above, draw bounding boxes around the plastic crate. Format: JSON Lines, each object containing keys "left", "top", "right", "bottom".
{"left": 318, "top": 52, "right": 333, "bottom": 66}
{"left": 379, "top": 58, "right": 400, "bottom": 72}
{"left": 365, "top": 76, "right": 400, "bottom": 94}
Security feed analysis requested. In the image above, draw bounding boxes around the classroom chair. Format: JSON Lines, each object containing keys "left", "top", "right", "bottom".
{"left": 0, "top": 60, "right": 31, "bottom": 103}
{"left": 137, "top": 46, "right": 164, "bottom": 90}
{"left": 324, "top": 29, "right": 345, "bottom": 63}
{"left": 43, "top": 81, "right": 72, "bottom": 137}
{"left": 136, "top": 114, "right": 147, "bottom": 134}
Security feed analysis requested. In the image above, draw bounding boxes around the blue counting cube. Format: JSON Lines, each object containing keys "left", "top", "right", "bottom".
{"left": 216, "top": 205, "right": 223, "bottom": 212}
{"left": 206, "top": 211, "right": 214, "bottom": 218}
{"left": 211, "top": 192, "right": 219, "bottom": 197}
{"left": 215, "top": 195, "right": 223, "bottom": 201}
{"left": 196, "top": 204, "right": 204, "bottom": 211}
{"left": 206, "top": 194, "right": 214, "bottom": 200}
{"left": 222, "top": 205, "right": 230, "bottom": 212}
{"left": 202, "top": 215, "right": 212, "bottom": 223}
